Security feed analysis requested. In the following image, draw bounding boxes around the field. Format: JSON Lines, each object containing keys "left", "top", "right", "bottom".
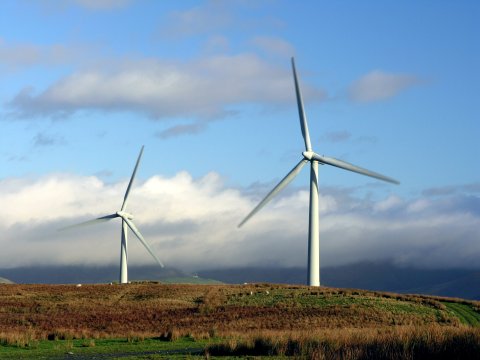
{"left": 1, "top": 283, "right": 480, "bottom": 359}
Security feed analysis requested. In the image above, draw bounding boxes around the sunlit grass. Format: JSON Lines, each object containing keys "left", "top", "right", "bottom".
{"left": 1, "top": 283, "right": 480, "bottom": 358}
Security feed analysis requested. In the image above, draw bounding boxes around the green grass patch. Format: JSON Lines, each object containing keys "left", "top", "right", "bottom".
{"left": 228, "top": 288, "right": 440, "bottom": 318}
{"left": 443, "top": 301, "right": 480, "bottom": 326}
{"left": 0, "top": 336, "right": 208, "bottom": 360}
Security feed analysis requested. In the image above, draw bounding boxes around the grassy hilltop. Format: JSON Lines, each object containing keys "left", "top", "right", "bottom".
{"left": 1, "top": 283, "right": 480, "bottom": 359}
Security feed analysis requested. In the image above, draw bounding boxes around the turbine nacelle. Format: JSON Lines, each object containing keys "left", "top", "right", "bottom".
{"left": 116, "top": 211, "right": 133, "bottom": 220}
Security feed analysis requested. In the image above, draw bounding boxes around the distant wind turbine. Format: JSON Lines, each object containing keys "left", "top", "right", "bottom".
{"left": 60, "top": 146, "right": 164, "bottom": 284}
{"left": 238, "top": 58, "right": 399, "bottom": 287}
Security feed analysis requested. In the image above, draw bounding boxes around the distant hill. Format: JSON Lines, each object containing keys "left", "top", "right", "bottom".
{"left": 0, "top": 265, "right": 189, "bottom": 284}
{"left": 0, "top": 265, "right": 222, "bottom": 286}
{"left": 199, "top": 262, "right": 480, "bottom": 300}
{"left": 3, "top": 261, "right": 480, "bottom": 300}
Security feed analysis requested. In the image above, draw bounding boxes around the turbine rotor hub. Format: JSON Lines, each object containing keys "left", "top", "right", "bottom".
{"left": 117, "top": 211, "right": 134, "bottom": 220}
{"left": 302, "top": 151, "right": 314, "bottom": 161}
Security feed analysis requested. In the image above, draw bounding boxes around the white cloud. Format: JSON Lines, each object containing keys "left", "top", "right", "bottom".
{"left": 158, "top": 0, "right": 281, "bottom": 39}
{"left": 0, "top": 39, "right": 88, "bottom": 70}
{"left": 423, "top": 183, "right": 480, "bottom": 197}
{"left": 9, "top": 54, "right": 326, "bottom": 123}
{"left": 407, "top": 199, "right": 430, "bottom": 213}
{"left": 373, "top": 195, "right": 403, "bottom": 212}
{"left": 348, "top": 70, "right": 421, "bottom": 102}
{"left": 251, "top": 36, "right": 295, "bottom": 58}
{"left": 0, "top": 172, "right": 478, "bottom": 271}
{"left": 156, "top": 122, "right": 207, "bottom": 139}
{"left": 0, "top": 39, "right": 40, "bottom": 68}
{"left": 161, "top": 2, "right": 233, "bottom": 38}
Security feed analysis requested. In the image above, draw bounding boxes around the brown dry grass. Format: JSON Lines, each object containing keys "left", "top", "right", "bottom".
{"left": 0, "top": 283, "right": 478, "bottom": 344}
{"left": 207, "top": 326, "right": 480, "bottom": 359}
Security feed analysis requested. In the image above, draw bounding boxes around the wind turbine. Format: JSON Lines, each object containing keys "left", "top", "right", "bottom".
{"left": 238, "top": 58, "right": 399, "bottom": 287}
{"left": 61, "top": 146, "right": 164, "bottom": 284}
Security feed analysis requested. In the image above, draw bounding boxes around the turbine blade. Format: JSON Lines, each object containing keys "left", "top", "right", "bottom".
{"left": 58, "top": 213, "right": 118, "bottom": 231}
{"left": 123, "top": 217, "right": 165, "bottom": 268}
{"left": 312, "top": 153, "right": 400, "bottom": 185}
{"left": 238, "top": 159, "right": 308, "bottom": 228}
{"left": 291, "top": 57, "right": 312, "bottom": 152}
{"left": 121, "top": 145, "right": 144, "bottom": 211}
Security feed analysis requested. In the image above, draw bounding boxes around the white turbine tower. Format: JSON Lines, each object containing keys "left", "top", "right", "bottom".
{"left": 238, "top": 58, "right": 399, "bottom": 287}
{"left": 61, "top": 146, "right": 164, "bottom": 284}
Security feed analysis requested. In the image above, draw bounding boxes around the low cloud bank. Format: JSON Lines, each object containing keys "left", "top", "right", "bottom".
{"left": 0, "top": 173, "right": 478, "bottom": 271}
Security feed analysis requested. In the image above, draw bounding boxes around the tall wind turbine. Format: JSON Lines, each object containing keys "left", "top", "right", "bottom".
{"left": 61, "top": 146, "right": 164, "bottom": 284}
{"left": 238, "top": 58, "right": 399, "bottom": 287}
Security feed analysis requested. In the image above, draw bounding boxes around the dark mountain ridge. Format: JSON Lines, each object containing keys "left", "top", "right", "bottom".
{"left": 2, "top": 261, "right": 480, "bottom": 300}
{"left": 199, "top": 262, "right": 480, "bottom": 300}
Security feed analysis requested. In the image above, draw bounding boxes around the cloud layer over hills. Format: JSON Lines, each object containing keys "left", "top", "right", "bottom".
{"left": 0, "top": 172, "right": 478, "bottom": 271}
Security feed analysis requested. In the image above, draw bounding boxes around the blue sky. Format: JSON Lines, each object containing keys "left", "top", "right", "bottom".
{"left": 0, "top": 0, "right": 479, "bottom": 272}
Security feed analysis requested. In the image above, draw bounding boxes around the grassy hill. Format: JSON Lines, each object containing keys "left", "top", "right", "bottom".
{"left": 199, "top": 263, "right": 480, "bottom": 300}
{"left": 158, "top": 276, "right": 223, "bottom": 284}
{"left": 4, "top": 262, "right": 480, "bottom": 300}
{"left": 1, "top": 283, "right": 480, "bottom": 358}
